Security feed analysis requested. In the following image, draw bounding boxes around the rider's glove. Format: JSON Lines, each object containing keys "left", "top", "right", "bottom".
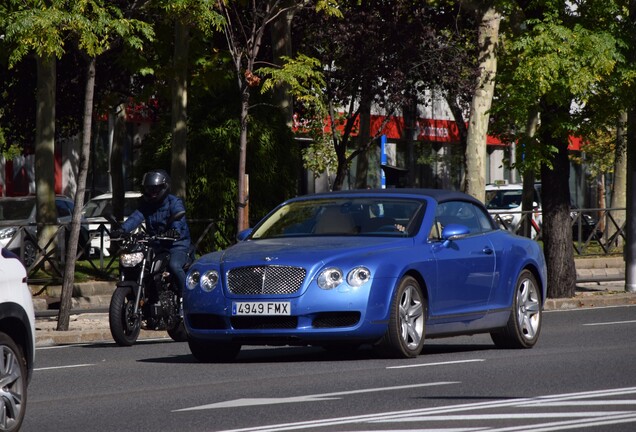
{"left": 110, "top": 229, "right": 125, "bottom": 239}
{"left": 163, "top": 228, "right": 180, "bottom": 239}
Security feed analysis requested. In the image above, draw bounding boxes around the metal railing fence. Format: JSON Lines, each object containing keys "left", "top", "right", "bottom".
{"left": 10, "top": 208, "right": 626, "bottom": 287}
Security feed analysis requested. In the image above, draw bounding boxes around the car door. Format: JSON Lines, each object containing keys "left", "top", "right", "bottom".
{"left": 430, "top": 201, "right": 496, "bottom": 317}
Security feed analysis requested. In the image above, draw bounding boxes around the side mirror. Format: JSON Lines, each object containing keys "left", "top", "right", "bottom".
{"left": 441, "top": 223, "right": 470, "bottom": 246}
{"left": 237, "top": 228, "right": 252, "bottom": 241}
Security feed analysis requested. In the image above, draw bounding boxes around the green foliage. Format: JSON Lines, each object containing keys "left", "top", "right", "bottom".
{"left": 3, "top": 1, "right": 70, "bottom": 66}
{"left": 136, "top": 73, "right": 300, "bottom": 250}
{"left": 492, "top": 5, "right": 623, "bottom": 175}
{"left": 260, "top": 53, "right": 336, "bottom": 178}
{"left": 158, "top": 0, "right": 225, "bottom": 34}
{"left": 2, "top": 1, "right": 154, "bottom": 66}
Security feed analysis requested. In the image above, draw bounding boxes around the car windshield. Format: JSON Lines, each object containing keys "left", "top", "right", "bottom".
{"left": 485, "top": 189, "right": 522, "bottom": 210}
{"left": 250, "top": 197, "right": 425, "bottom": 239}
{"left": 0, "top": 200, "right": 34, "bottom": 221}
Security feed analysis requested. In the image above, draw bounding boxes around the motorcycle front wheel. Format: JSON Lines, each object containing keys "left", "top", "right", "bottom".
{"left": 109, "top": 285, "right": 141, "bottom": 346}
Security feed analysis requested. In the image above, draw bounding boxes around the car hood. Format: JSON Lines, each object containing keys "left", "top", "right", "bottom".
{"left": 201, "top": 236, "right": 411, "bottom": 267}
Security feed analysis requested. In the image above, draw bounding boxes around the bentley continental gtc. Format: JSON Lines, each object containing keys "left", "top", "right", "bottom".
{"left": 184, "top": 189, "right": 547, "bottom": 362}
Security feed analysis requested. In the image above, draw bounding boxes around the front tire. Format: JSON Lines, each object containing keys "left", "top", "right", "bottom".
{"left": 188, "top": 338, "right": 241, "bottom": 363}
{"left": 109, "top": 285, "right": 141, "bottom": 346}
{"left": 378, "top": 276, "right": 426, "bottom": 358}
{"left": 0, "top": 332, "right": 28, "bottom": 432}
{"left": 491, "top": 269, "right": 542, "bottom": 349}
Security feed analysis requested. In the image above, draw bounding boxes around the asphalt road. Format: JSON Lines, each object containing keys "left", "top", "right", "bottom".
{"left": 24, "top": 305, "right": 636, "bottom": 432}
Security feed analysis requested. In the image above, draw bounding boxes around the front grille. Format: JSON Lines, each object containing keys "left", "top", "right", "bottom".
{"left": 231, "top": 316, "right": 298, "bottom": 329}
{"left": 227, "top": 266, "right": 306, "bottom": 295}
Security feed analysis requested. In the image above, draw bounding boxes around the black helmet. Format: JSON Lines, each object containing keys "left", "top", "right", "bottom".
{"left": 142, "top": 169, "right": 170, "bottom": 203}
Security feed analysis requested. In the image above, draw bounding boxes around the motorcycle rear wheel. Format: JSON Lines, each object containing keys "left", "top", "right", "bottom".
{"left": 109, "top": 285, "right": 141, "bottom": 346}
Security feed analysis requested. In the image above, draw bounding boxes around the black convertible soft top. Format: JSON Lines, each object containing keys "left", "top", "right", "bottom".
{"left": 297, "top": 188, "right": 484, "bottom": 206}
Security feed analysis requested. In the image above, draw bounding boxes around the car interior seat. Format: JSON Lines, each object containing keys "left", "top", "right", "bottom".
{"left": 314, "top": 207, "right": 357, "bottom": 234}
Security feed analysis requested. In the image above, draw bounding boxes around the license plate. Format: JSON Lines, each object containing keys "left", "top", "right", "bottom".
{"left": 232, "top": 302, "right": 291, "bottom": 316}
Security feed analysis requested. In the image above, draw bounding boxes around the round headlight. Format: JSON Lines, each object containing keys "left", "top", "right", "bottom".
{"left": 120, "top": 251, "right": 144, "bottom": 267}
{"left": 317, "top": 267, "right": 343, "bottom": 290}
{"left": 200, "top": 270, "right": 220, "bottom": 292}
{"left": 186, "top": 270, "right": 200, "bottom": 291}
{"left": 347, "top": 266, "right": 371, "bottom": 287}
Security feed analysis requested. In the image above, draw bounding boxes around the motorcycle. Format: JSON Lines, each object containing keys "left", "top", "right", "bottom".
{"left": 107, "top": 212, "right": 190, "bottom": 346}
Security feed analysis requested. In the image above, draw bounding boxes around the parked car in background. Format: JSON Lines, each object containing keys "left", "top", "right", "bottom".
{"left": 0, "top": 248, "right": 35, "bottom": 431}
{"left": 0, "top": 196, "right": 89, "bottom": 267}
{"left": 570, "top": 203, "right": 602, "bottom": 242}
{"left": 184, "top": 188, "right": 547, "bottom": 362}
{"left": 82, "top": 191, "right": 142, "bottom": 256}
{"left": 485, "top": 182, "right": 542, "bottom": 238}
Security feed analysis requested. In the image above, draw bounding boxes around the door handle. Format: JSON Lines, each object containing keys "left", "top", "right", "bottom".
{"left": 483, "top": 247, "right": 493, "bottom": 255}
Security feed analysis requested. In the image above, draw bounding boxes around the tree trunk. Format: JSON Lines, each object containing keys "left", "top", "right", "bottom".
{"left": 110, "top": 103, "right": 126, "bottom": 222}
{"left": 271, "top": 0, "right": 295, "bottom": 126}
{"left": 519, "top": 107, "right": 540, "bottom": 238}
{"left": 354, "top": 93, "right": 372, "bottom": 189}
{"left": 35, "top": 55, "right": 57, "bottom": 266}
{"left": 626, "top": 107, "right": 636, "bottom": 293}
{"left": 402, "top": 95, "right": 418, "bottom": 188}
{"left": 237, "top": 87, "right": 250, "bottom": 232}
{"left": 58, "top": 58, "right": 96, "bottom": 330}
{"left": 464, "top": 5, "right": 501, "bottom": 202}
{"left": 170, "top": 19, "right": 189, "bottom": 199}
{"left": 540, "top": 101, "right": 576, "bottom": 299}
{"left": 609, "top": 111, "right": 627, "bottom": 246}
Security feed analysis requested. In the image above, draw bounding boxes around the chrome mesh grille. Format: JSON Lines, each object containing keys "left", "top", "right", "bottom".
{"left": 227, "top": 266, "right": 306, "bottom": 295}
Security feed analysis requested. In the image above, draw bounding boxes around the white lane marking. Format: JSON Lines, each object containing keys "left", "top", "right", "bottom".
{"left": 373, "top": 412, "right": 633, "bottom": 422}
{"left": 35, "top": 363, "right": 94, "bottom": 371}
{"left": 583, "top": 320, "right": 636, "bottom": 326}
{"left": 387, "top": 359, "right": 484, "bottom": 369}
{"left": 214, "top": 387, "right": 636, "bottom": 432}
{"left": 483, "top": 413, "right": 636, "bottom": 432}
{"left": 173, "top": 382, "right": 459, "bottom": 412}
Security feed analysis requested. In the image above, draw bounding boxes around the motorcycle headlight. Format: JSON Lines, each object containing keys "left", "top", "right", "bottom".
{"left": 317, "top": 267, "right": 343, "bottom": 290}
{"left": 347, "top": 266, "right": 371, "bottom": 287}
{"left": 0, "top": 227, "right": 17, "bottom": 240}
{"left": 200, "top": 270, "right": 219, "bottom": 292}
{"left": 120, "top": 252, "right": 144, "bottom": 267}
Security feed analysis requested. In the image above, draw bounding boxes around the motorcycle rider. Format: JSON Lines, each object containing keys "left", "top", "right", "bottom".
{"left": 113, "top": 169, "right": 192, "bottom": 290}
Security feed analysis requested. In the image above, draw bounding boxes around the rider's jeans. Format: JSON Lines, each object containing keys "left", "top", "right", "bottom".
{"left": 169, "top": 247, "right": 189, "bottom": 291}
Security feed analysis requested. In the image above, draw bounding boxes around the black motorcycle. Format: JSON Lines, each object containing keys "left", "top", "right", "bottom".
{"left": 108, "top": 212, "right": 190, "bottom": 346}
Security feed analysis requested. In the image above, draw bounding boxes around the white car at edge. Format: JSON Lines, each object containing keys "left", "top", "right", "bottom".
{"left": 0, "top": 248, "right": 35, "bottom": 431}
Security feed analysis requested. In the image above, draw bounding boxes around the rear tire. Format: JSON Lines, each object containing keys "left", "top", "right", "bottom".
{"left": 109, "top": 285, "right": 141, "bottom": 346}
{"left": 0, "top": 332, "right": 27, "bottom": 432}
{"left": 188, "top": 338, "right": 241, "bottom": 363}
{"left": 22, "top": 239, "right": 37, "bottom": 268}
{"left": 491, "top": 269, "right": 542, "bottom": 349}
{"left": 377, "top": 276, "right": 426, "bottom": 358}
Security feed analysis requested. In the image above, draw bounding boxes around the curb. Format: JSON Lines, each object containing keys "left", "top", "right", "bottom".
{"left": 545, "top": 292, "right": 636, "bottom": 310}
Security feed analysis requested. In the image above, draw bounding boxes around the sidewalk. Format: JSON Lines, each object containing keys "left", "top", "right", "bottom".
{"left": 33, "top": 257, "right": 636, "bottom": 347}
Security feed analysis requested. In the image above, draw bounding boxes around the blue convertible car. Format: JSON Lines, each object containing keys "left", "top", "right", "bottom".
{"left": 184, "top": 189, "right": 547, "bottom": 361}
